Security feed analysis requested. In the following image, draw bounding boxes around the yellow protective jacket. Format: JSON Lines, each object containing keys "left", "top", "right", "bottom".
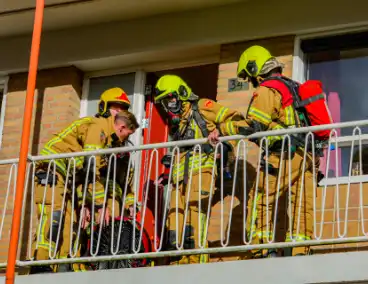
{"left": 39, "top": 115, "right": 128, "bottom": 206}
{"left": 172, "top": 99, "right": 245, "bottom": 183}
{"left": 224, "top": 84, "right": 298, "bottom": 147}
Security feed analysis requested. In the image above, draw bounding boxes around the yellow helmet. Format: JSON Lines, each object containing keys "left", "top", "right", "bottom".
{"left": 154, "top": 75, "right": 198, "bottom": 114}
{"left": 98, "top": 87, "right": 131, "bottom": 117}
{"left": 154, "top": 75, "right": 198, "bottom": 103}
{"left": 237, "top": 45, "right": 274, "bottom": 79}
{"left": 125, "top": 193, "right": 135, "bottom": 208}
{"left": 124, "top": 193, "right": 141, "bottom": 211}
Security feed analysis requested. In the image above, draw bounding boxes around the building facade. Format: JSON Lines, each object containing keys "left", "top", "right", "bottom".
{"left": 0, "top": 0, "right": 368, "bottom": 281}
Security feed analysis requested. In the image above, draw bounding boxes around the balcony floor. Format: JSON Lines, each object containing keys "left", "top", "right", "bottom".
{"left": 5, "top": 251, "right": 368, "bottom": 284}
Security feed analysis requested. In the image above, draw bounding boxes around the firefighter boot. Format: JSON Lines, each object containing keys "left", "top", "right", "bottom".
{"left": 181, "top": 224, "right": 208, "bottom": 264}
{"left": 167, "top": 230, "right": 182, "bottom": 264}
{"left": 292, "top": 246, "right": 310, "bottom": 256}
{"left": 265, "top": 249, "right": 278, "bottom": 258}
{"left": 252, "top": 248, "right": 278, "bottom": 259}
{"left": 56, "top": 264, "right": 72, "bottom": 272}
{"left": 168, "top": 225, "right": 199, "bottom": 265}
{"left": 29, "top": 265, "right": 53, "bottom": 274}
{"left": 283, "top": 247, "right": 310, "bottom": 257}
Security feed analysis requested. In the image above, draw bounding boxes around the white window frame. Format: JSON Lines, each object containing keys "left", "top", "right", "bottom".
{"left": 293, "top": 26, "right": 368, "bottom": 185}
{"left": 0, "top": 76, "right": 9, "bottom": 149}
{"left": 80, "top": 69, "right": 142, "bottom": 117}
{"left": 80, "top": 68, "right": 147, "bottom": 148}
{"left": 80, "top": 69, "right": 147, "bottom": 193}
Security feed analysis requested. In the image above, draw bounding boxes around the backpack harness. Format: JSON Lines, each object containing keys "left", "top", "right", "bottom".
{"left": 172, "top": 101, "right": 232, "bottom": 184}
{"left": 259, "top": 75, "right": 333, "bottom": 157}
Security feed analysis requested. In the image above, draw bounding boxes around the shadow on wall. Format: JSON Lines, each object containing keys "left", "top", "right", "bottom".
{"left": 208, "top": 156, "right": 257, "bottom": 261}
{"left": 208, "top": 151, "right": 292, "bottom": 262}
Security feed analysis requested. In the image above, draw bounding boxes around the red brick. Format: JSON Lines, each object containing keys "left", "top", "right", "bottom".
{"left": 42, "top": 123, "right": 52, "bottom": 129}
{"left": 56, "top": 114, "right": 66, "bottom": 120}
{"left": 48, "top": 101, "right": 72, "bottom": 109}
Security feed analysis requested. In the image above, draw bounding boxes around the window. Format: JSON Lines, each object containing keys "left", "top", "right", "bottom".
{"left": 81, "top": 71, "right": 146, "bottom": 193}
{"left": 0, "top": 89, "right": 3, "bottom": 112}
{"left": 301, "top": 31, "right": 368, "bottom": 181}
{"left": 0, "top": 78, "right": 8, "bottom": 149}
{"left": 83, "top": 73, "right": 136, "bottom": 117}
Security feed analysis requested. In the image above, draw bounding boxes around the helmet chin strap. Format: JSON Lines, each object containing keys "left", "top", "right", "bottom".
{"left": 95, "top": 110, "right": 111, "bottom": 118}
{"left": 250, "top": 76, "right": 263, "bottom": 88}
{"left": 102, "top": 110, "right": 111, "bottom": 118}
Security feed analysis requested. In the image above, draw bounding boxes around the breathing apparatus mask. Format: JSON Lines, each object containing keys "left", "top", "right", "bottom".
{"left": 160, "top": 93, "right": 182, "bottom": 114}
{"left": 155, "top": 91, "right": 182, "bottom": 129}
{"left": 154, "top": 77, "right": 199, "bottom": 131}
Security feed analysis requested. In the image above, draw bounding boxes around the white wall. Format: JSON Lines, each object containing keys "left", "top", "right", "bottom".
{"left": 0, "top": 0, "right": 367, "bottom": 74}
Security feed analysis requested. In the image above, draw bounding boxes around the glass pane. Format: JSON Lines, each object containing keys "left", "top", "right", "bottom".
{"left": 307, "top": 48, "right": 368, "bottom": 177}
{"left": 307, "top": 52, "right": 368, "bottom": 136}
{"left": 323, "top": 146, "right": 365, "bottom": 178}
{"left": 87, "top": 73, "right": 136, "bottom": 117}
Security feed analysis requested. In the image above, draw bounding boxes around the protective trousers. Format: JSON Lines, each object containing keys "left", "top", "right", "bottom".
{"left": 246, "top": 150, "right": 315, "bottom": 257}
{"left": 31, "top": 171, "right": 79, "bottom": 272}
{"left": 167, "top": 170, "right": 215, "bottom": 264}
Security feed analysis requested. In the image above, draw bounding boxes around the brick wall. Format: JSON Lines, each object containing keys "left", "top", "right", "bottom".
{"left": 0, "top": 66, "right": 83, "bottom": 264}
{"left": 312, "top": 182, "right": 368, "bottom": 254}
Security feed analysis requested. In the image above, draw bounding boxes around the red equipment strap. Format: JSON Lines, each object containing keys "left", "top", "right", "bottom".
{"left": 260, "top": 77, "right": 294, "bottom": 108}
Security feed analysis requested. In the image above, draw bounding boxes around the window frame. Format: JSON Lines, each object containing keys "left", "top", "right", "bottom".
{"left": 293, "top": 27, "right": 368, "bottom": 185}
{"left": 0, "top": 77, "right": 9, "bottom": 149}
{"left": 80, "top": 70, "right": 139, "bottom": 117}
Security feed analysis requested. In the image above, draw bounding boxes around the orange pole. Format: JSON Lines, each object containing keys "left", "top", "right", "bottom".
{"left": 5, "top": 0, "right": 45, "bottom": 283}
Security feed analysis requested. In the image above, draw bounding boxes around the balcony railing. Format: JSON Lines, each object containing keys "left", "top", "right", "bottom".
{"left": 0, "top": 120, "right": 368, "bottom": 272}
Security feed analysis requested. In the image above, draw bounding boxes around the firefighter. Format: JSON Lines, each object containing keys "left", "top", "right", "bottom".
{"left": 154, "top": 75, "right": 249, "bottom": 264}
{"left": 94, "top": 87, "right": 135, "bottom": 220}
{"left": 71, "top": 88, "right": 136, "bottom": 272}
{"left": 30, "top": 110, "right": 139, "bottom": 273}
{"left": 212, "top": 45, "right": 316, "bottom": 257}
